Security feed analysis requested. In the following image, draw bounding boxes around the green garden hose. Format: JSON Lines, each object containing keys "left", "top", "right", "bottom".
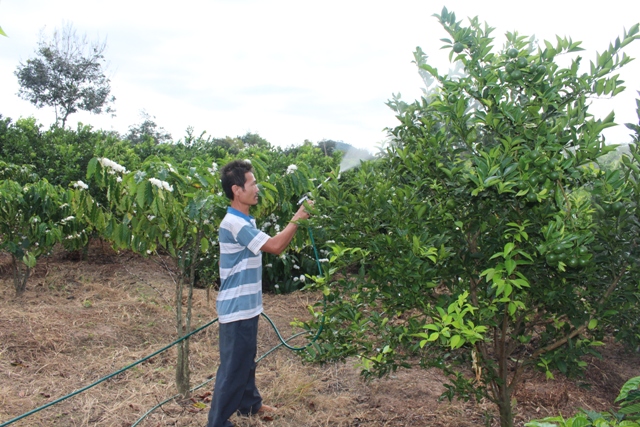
{"left": 0, "top": 227, "right": 327, "bottom": 427}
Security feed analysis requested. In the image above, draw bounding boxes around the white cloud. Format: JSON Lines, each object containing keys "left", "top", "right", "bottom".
{"left": 0, "top": 0, "right": 638, "bottom": 149}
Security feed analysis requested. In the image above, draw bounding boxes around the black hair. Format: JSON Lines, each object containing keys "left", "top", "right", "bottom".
{"left": 220, "top": 160, "right": 253, "bottom": 200}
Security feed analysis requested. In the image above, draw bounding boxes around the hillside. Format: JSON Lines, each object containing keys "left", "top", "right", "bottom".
{"left": 1, "top": 243, "right": 639, "bottom": 427}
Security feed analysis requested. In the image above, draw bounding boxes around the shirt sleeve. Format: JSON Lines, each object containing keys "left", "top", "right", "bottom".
{"left": 236, "top": 224, "right": 270, "bottom": 255}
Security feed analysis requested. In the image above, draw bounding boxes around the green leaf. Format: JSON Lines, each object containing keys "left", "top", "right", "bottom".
{"left": 22, "top": 252, "right": 36, "bottom": 268}
{"left": 0, "top": 26, "right": 7, "bottom": 37}
{"left": 568, "top": 418, "right": 592, "bottom": 427}
{"left": 136, "top": 181, "right": 153, "bottom": 209}
{"left": 616, "top": 377, "right": 640, "bottom": 402}
{"left": 588, "top": 319, "right": 597, "bottom": 330}
{"left": 503, "top": 242, "right": 515, "bottom": 257}
{"left": 618, "top": 402, "right": 640, "bottom": 415}
{"left": 200, "top": 237, "right": 209, "bottom": 253}
{"left": 86, "top": 157, "right": 98, "bottom": 178}
{"left": 450, "top": 334, "right": 463, "bottom": 349}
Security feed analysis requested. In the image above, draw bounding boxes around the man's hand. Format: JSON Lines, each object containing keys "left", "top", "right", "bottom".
{"left": 293, "top": 199, "right": 314, "bottom": 222}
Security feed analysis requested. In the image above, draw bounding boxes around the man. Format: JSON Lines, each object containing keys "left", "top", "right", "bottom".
{"left": 207, "top": 159, "right": 312, "bottom": 427}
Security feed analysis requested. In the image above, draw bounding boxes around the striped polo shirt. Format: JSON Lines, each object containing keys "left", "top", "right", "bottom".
{"left": 217, "top": 207, "right": 270, "bottom": 324}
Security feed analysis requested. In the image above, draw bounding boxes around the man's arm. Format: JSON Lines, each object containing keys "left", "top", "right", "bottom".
{"left": 260, "top": 202, "right": 312, "bottom": 255}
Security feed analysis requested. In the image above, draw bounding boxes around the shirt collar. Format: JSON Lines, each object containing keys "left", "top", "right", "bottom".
{"left": 227, "top": 206, "right": 254, "bottom": 222}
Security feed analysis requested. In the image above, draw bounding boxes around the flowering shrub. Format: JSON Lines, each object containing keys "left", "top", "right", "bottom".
{"left": 0, "top": 178, "right": 65, "bottom": 295}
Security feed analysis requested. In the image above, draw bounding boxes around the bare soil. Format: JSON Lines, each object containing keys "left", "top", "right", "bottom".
{"left": 1, "top": 243, "right": 639, "bottom": 427}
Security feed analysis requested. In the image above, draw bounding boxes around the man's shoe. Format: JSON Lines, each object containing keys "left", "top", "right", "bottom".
{"left": 256, "top": 404, "right": 277, "bottom": 414}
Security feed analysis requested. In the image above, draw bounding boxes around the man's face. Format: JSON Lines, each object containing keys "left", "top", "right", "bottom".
{"left": 235, "top": 172, "right": 260, "bottom": 206}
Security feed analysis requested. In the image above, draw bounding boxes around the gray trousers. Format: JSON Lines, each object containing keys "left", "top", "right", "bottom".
{"left": 206, "top": 315, "right": 262, "bottom": 427}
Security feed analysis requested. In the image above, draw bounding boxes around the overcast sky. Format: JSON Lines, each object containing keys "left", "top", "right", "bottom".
{"left": 1, "top": 1, "right": 639, "bottom": 151}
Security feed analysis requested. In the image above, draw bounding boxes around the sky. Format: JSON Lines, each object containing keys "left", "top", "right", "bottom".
{"left": 1, "top": 1, "right": 639, "bottom": 152}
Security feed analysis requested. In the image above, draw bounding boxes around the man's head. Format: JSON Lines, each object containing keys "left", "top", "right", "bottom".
{"left": 220, "top": 160, "right": 255, "bottom": 201}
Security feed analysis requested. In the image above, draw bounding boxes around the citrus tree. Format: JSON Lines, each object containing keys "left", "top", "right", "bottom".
{"left": 301, "top": 9, "right": 640, "bottom": 427}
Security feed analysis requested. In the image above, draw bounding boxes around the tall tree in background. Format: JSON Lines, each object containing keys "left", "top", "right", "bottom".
{"left": 14, "top": 23, "right": 115, "bottom": 127}
{"left": 124, "top": 110, "right": 172, "bottom": 145}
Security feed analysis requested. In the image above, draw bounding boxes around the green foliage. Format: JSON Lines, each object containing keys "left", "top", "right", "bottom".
{"left": 300, "top": 9, "right": 640, "bottom": 427}
{"left": 526, "top": 376, "right": 640, "bottom": 426}
{"left": 14, "top": 22, "right": 115, "bottom": 127}
{"left": 0, "top": 116, "right": 107, "bottom": 186}
{"left": 0, "top": 178, "right": 65, "bottom": 295}
{"left": 249, "top": 145, "right": 340, "bottom": 293}
{"left": 124, "top": 111, "right": 172, "bottom": 146}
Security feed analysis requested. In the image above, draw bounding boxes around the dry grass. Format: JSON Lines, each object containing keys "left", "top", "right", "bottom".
{"left": 1, "top": 243, "right": 639, "bottom": 427}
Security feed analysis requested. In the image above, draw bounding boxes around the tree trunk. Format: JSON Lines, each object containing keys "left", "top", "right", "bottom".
{"left": 175, "top": 338, "right": 190, "bottom": 397}
{"left": 11, "top": 255, "right": 30, "bottom": 296}
{"left": 175, "top": 259, "right": 191, "bottom": 397}
{"left": 496, "top": 308, "right": 515, "bottom": 427}
{"left": 497, "top": 393, "right": 514, "bottom": 427}
{"left": 174, "top": 239, "right": 199, "bottom": 398}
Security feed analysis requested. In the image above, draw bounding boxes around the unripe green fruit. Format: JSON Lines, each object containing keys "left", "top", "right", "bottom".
{"left": 507, "top": 48, "right": 519, "bottom": 58}
{"left": 510, "top": 69, "right": 523, "bottom": 80}
{"left": 516, "top": 57, "right": 528, "bottom": 68}
{"left": 453, "top": 42, "right": 464, "bottom": 53}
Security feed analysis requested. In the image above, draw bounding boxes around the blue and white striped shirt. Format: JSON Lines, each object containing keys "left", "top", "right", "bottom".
{"left": 217, "top": 207, "right": 270, "bottom": 323}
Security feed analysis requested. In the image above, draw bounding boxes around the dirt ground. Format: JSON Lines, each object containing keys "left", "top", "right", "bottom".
{"left": 1, "top": 243, "right": 639, "bottom": 427}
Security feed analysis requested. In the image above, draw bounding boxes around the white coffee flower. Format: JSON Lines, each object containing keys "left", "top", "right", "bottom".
{"left": 286, "top": 164, "right": 298, "bottom": 174}
{"left": 149, "top": 178, "right": 174, "bottom": 192}
{"left": 299, "top": 275, "right": 305, "bottom": 283}
{"left": 73, "top": 180, "right": 89, "bottom": 190}
{"left": 98, "top": 157, "right": 127, "bottom": 174}
{"left": 60, "top": 216, "right": 75, "bottom": 224}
